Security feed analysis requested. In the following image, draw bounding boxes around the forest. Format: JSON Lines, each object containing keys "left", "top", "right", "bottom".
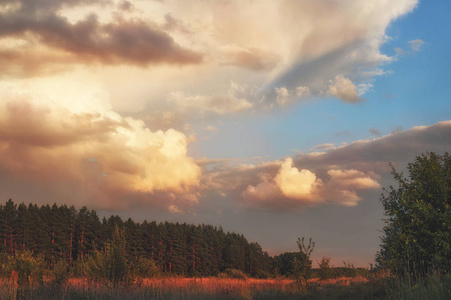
{"left": 0, "top": 199, "right": 310, "bottom": 278}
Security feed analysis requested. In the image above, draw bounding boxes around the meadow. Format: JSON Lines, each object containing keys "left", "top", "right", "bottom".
{"left": 1, "top": 272, "right": 450, "bottom": 300}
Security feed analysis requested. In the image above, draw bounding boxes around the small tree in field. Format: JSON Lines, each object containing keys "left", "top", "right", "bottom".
{"left": 86, "top": 226, "right": 130, "bottom": 287}
{"left": 294, "top": 237, "right": 314, "bottom": 288}
{"left": 376, "top": 152, "right": 451, "bottom": 275}
{"left": 318, "top": 256, "right": 332, "bottom": 280}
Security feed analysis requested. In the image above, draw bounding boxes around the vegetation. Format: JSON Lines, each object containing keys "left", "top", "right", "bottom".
{"left": 0, "top": 200, "right": 272, "bottom": 277}
{"left": 1, "top": 151, "right": 451, "bottom": 298}
{"left": 377, "top": 152, "right": 451, "bottom": 275}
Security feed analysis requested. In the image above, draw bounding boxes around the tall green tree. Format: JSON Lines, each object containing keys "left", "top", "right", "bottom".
{"left": 86, "top": 226, "right": 129, "bottom": 287}
{"left": 376, "top": 152, "right": 451, "bottom": 274}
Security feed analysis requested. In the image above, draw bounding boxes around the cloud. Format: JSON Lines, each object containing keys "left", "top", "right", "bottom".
{"left": 369, "top": 128, "right": 381, "bottom": 136}
{"left": 0, "top": 96, "right": 201, "bottom": 211}
{"left": 394, "top": 39, "right": 425, "bottom": 57}
{"left": 209, "top": 120, "right": 451, "bottom": 211}
{"left": 0, "top": 0, "right": 419, "bottom": 115}
{"left": 240, "top": 158, "right": 378, "bottom": 209}
{"left": 296, "top": 86, "right": 311, "bottom": 98}
{"left": 275, "top": 86, "right": 291, "bottom": 107}
{"left": 167, "top": 81, "right": 255, "bottom": 116}
{"left": 328, "top": 75, "right": 361, "bottom": 103}
{"left": 275, "top": 158, "right": 320, "bottom": 200}
{"left": 168, "top": 92, "right": 253, "bottom": 115}
{"left": 335, "top": 130, "right": 350, "bottom": 136}
{"left": 222, "top": 47, "right": 280, "bottom": 71}
{"left": 260, "top": 0, "right": 417, "bottom": 105}
{"left": 408, "top": 39, "right": 425, "bottom": 52}
{"left": 0, "top": 0, "right": 202, "bottom": 76}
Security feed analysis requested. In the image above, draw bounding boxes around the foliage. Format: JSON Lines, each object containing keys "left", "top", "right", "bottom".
{"left": 376, "top": 152, "right": 451, "bottom": 275}
{"left": 0, "top": 200, "right": 272, "bottom": 277}
{"left": 318, "top": 256, "right": 332, "bottom": 280}
{"left": 132, "top": 257, "right": 159, "bottom": 278}
{"left": 86, "top": 226, "right": 131, "bottom": 287}
{"left": 272, "top": 252, "right": 308, "bottom": 278}
{"left": 218, "top": 268, "right": 248, "bottom": 279}
{"left": 51, "top": 259, "right": 70, "bottom": 285}
{"left": 296, "top": 237, "right": 315, "bottom": 279}
{"left": 10, "top": 250, "right": 45, "bottom": 286}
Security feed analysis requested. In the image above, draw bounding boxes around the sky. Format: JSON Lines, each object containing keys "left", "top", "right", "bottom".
{"left": 1, "top": 0, "right": 451, "bottom": 267}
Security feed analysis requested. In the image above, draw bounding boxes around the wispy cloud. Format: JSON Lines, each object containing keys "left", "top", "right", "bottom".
{"left": 408, "top": 39, "right": 425, "bottom": 52}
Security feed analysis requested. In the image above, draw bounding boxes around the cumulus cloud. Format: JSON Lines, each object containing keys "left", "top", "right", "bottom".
{"left": 328, "top": 75, "right": 361, "bottom": 103}
{"left": 275, "top": 158, "right": 320, "bottom": 200}
{"left": 208, "top": 120, "right": 451, "bottom": 211}
{"left": 240, "top": 158, "right": 378, "bottom": 209}
{"left": 275, "top": 86, "right": 291, "bottom": 107}
{"left": 0, "top": 82, "right": 201, "bottom": 211}
{"left": 296, "top": 86, "right": 311, "bottom": 98}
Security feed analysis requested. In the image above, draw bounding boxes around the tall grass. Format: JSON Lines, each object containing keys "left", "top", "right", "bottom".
{"left": 0, "top": 271, "right": 450, "bottom": 299}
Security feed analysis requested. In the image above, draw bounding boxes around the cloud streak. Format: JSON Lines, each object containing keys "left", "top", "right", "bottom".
{"left": 205, "top": 120, "right": 451, "bottom": 211}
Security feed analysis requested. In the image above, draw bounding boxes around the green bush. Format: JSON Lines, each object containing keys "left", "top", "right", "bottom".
{"left": 132, "top": 257, "right": 159, "bottom": 278}
{"left": 52, "top": 259, "right": 70, "bottom": 285}
{"left": 11, "top": 250, "right": 45, "bottom": 286}
{"left": 85, "top": 226, "right": 131, "bottom": 287}
{"left": 218, "top": 268, "right": 248, "bottom": 279}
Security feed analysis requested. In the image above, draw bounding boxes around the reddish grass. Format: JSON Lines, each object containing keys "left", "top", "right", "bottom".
{"left": 0, "top": 275, "right": 373, "bottom": 300}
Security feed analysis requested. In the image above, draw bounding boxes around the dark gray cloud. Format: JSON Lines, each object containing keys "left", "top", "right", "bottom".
{"left": 0, "top": 0, "right": 203, "bottom": 76}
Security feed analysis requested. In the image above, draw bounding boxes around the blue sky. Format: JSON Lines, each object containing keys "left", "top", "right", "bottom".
{"left": 1, "top": 0, "right": 450, "bottom": 266}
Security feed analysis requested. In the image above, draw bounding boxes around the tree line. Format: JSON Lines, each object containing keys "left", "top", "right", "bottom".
{"left": 0, "top": 200, "right": 309, "bottom": 278}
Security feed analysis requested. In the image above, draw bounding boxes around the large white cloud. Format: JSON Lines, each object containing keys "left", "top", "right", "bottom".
{"left": 275, "top": 158, "right": 320, "bottom": 200}
{"left": 0, "top": 77, "right": 201, "bottom": 212}
{"left": 0, "top": 0, "right": 419, "bottom": 122}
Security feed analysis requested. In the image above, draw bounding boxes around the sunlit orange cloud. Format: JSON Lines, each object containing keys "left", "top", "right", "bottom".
{"left": 0, "top": 100, "right": 201, "bottom": 212}
{"left": 240, "top": 158, "right": 379, "bottom": 209}
{"left": 201, "top": 121, "right": 451, "bottom": 211}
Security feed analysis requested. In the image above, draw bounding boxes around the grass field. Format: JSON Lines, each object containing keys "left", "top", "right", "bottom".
{"left": 0, "top": 273, "right": 450, "bottom": 299}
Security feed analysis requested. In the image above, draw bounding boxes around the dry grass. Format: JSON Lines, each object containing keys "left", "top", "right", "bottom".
{"left": 0, "top": 276, "right": 380, "bottom": 300}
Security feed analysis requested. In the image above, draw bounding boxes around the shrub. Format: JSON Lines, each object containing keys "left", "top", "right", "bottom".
{"left": 132, "top": 257, "right": 159, "bottom": 278}
{"left": 85, "top": 226, "right": 131, "bottom": 287}
{"left": 11, "top": 250, "right": 45, "bottom": 286}
{"left": 52, "top": 259, "right": 70, "bottom": 285}
{"left": 318, "top": 256, "right": 333, "bottom": 280}
{"left": 218, "top": 268, "right": 248, "bottom": 279}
